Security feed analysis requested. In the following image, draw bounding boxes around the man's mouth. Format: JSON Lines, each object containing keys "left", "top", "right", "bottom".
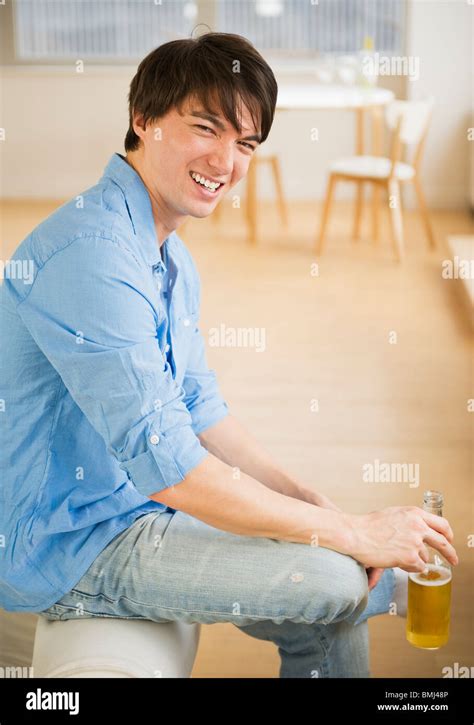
{"left": 189, "top": 170, "right": 224, "bottom": 195}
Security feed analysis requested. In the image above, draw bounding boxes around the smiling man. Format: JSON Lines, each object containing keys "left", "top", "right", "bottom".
{"left": 124, "top": 94, "right": 262, "bottom": 242}
{"left": 0, "top": 32, "right": 457, "bottom": 679}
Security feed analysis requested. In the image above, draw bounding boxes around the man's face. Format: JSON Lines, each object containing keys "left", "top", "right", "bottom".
{"left": 132, "top": 95, "right": 261, "bottom": 220}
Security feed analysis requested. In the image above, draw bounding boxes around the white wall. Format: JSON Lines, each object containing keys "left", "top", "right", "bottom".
{"left": 0, "top": 0, "right": 471, "bottom": 209}
{"left": 404, "top": 0, "right": 473, "bottom": 209}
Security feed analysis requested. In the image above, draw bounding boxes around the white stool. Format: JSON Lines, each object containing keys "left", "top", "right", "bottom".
{"left": 0, "top": 611, "right": 38, "bottom": 671}
{"left": 32, "top": 616, "right": 201, "bottom": 678}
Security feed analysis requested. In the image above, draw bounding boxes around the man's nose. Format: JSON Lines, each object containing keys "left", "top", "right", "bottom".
{"left": 206, "top": 145, "right": 234, "bottom": 179}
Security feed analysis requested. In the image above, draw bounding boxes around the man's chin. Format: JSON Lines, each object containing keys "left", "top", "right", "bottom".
{"left": 185, "top": 203, "right": 219, "bottom": 219}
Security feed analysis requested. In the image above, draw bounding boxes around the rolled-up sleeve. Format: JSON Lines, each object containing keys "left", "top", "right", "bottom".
{"left": 182, "top": 260, "right": 230, "bottom": 436}
{"left": 8, "top": 235, "right": 209, "bottom": 498}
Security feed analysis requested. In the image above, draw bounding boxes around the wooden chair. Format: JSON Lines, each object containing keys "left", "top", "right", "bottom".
{"left": 246, "top": 154, "right": 288, "bottom": 243}
{"left": 316, "top": 97, "right": 436, "bottom": 262}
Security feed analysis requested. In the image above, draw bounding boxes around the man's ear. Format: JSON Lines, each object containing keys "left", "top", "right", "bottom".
{"left": 132, "top": 111, "right": 148, "bottom": 141}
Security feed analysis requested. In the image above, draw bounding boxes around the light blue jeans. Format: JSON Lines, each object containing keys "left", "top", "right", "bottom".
{"left": 38, "top": 509, "right": 395, "bottom": 678}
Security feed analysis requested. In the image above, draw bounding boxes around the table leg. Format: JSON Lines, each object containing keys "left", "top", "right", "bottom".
{"left": 353, "top": 108, "right": 364, "bottom": 242}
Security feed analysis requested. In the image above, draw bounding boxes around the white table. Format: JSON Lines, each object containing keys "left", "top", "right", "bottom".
{"left": 245, "top": 83, "right": 395, "bottom": 244}
{"left": 276, "top": 83, "right": 394, "bottom": 110}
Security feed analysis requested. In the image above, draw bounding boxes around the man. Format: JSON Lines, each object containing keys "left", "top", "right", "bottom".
{"left": 0, "top": 32, "right": 457, "bottom": 678}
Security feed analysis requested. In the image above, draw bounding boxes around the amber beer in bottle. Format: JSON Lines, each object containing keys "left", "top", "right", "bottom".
{"left": 406, "top": 490, "right": 452, "bottom": 649}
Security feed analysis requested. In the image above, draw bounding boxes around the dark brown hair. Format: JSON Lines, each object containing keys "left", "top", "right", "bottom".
{"left": 124, "top": 32, "right": 278, "bottom": 152}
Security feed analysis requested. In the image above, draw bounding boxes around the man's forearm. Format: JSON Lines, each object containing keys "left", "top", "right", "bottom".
{"left": 149, "top": 450, "right": 353, "bottom": 553}
{"left": 197, "top": 413, "right": 341, "bottom": 511}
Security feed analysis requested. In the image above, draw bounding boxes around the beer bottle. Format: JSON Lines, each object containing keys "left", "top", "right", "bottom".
{"left": 406, "top": 490, "right": 452, "bottom": 649}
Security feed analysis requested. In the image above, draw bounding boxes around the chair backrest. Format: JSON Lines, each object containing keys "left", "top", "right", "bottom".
{"left": 385, "top": 97, "right": 435, "bottom": 176}
{"left": 385, "top": 98, "right": 434, "bottom": 145}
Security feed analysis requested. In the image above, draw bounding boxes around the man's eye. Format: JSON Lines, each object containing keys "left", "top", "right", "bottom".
{"left": 195, "top": 124, "right": 255, "bottom": 151}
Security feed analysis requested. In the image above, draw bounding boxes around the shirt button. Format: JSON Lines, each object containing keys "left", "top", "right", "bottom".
{"left": 164, "top": 343, "right": 170, "bottom": 352}
{"left": 149, "top": 434, "right": 160, "bottom": 445}
{"left": 183, "top": 318, "right": 190, "bottom": 327}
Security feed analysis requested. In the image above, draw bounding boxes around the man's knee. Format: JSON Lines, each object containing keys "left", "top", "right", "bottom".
{"left": 236, "top": 539, "right": 369, "bottom": 627}
{"left": 330, "top": 551, "right": 369, "bottom": 622}
{"left": 310, "top": 548, "right": 369, "bottom": 625}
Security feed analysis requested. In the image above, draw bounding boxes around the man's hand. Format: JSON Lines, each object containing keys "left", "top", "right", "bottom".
{"left": 305, "top": 491, "right": 385, "bottom": 591}
{"left": 347, "top": 506, "right": 458, "bottom": 572}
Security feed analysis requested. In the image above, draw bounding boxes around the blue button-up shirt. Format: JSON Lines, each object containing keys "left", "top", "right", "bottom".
{"left": 0, "top": 152, "right": 229, "bottom": 612}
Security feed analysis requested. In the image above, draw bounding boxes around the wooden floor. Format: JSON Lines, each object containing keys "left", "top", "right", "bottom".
{"left": 1, "top": 197, "right": 473, "bottom": 678}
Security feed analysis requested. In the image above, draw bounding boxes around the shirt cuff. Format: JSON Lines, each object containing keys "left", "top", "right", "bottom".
{"left": 118, "top": 421, "right": 209, "bottom": 497}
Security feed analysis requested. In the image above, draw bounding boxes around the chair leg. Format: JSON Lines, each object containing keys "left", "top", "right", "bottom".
{"left": 387, "top": 179, "right": 405, "bottom": 262}
{"left": 353, "top": 181, "right": 364, "bottom": 241}
{"left": 270, "top": 156, "right": 288, "bottom": 227}
{"left": 372, "top": 185, "right": 381, "bottom": 244}
{"left": 413, "top": 175, "right": 436, "bottom": 249}
{"left": 246, "top": 156, "right": 258, "bottom": 244}
{"left": 371, "top": 105, "right": 384, "bottom": 245}
{"left": 316, "top": 175, "right": 337, "bottom": 255}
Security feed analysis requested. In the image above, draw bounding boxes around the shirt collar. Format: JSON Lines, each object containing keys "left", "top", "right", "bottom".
{"left": 100, "top": 152, "right": 172, "bottom": 269}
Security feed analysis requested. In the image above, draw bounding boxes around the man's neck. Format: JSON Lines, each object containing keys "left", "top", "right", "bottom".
{"left": 124, "top": 152, "right": 176, "bottom": 248}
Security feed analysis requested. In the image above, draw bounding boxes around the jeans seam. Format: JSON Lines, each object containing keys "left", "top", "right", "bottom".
{"left": 47, "top": 592, "right": 339, "bottom": 626}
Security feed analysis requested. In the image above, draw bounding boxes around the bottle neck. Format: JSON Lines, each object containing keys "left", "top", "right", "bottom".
{"left": 423, "top": 503, "right": 443, "bottom": 516}
{"left": 421, "top": 490, "right": 450, "bottom": 571}
{"left": 423, "top": 490, "right": 443, "bottom": 517}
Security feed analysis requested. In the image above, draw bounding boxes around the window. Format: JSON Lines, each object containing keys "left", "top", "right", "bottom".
{"left": 218, "top": 0, "right": 406, "bottom": 56}
{"left": 12, "top": 0, "right": 196, "bottom": 62}
{"left": 7, "top": 0, "right": 406, "bottom": 65}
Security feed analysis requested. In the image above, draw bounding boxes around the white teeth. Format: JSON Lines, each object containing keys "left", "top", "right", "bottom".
{"left": 191, "top": 172, "right": 221, "bottom": 190}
